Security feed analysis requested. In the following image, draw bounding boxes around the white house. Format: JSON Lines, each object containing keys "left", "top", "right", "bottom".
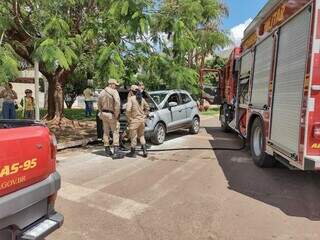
{"left": 12, "top": 68, "right": 46, "bottom": 108}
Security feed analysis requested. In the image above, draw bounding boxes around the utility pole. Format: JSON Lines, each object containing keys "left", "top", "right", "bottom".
{"left": 34, "top": 60, "right": 40, "bottom": 121}
{"left": 0, "top": 32, "right": 4, "bottom": 46}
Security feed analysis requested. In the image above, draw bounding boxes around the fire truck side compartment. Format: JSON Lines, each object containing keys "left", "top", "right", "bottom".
{"left": 251, "top": 35, "right": 274, "bottom": 108}
{"left": 270, "top": 7, "right": 312, "bottom": 156}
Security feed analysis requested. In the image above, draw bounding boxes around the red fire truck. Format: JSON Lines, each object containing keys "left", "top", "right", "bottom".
{"left": 219, "top": 0, "right": 320, "bottom": 170}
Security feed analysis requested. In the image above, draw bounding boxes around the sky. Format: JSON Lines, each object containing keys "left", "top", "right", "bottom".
{"left": 222, "top": 0, "right": 268, "bottom": 46}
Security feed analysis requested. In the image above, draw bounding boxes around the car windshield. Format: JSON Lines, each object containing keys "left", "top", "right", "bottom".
{"left": 150, "top": 93, "right": 167, "bottom": 105}
{"left": 119, "top": 90, "right": 158, "bottom": 112}
{"left": 146, "top": 97, "right": 158, "bottom": 111}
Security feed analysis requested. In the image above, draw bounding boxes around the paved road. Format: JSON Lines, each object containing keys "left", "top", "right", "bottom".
{"left": 49, "top": 116, "right": 320, "bottom": 240}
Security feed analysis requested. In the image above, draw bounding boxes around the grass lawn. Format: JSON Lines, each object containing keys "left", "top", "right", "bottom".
{"left": 200, "top": 107, "right": 220, "bottom": 116}
{"left": 17, "top": 108, "right": 96, "bottom": 121}
{"left": 63, "top": 108, "right": 96, "bottom": 121}
{"left": 16, "top": 106, "right": 218, "bottom": 120}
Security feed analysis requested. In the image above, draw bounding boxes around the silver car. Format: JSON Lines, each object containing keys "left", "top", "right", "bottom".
{"left": 97, "top": 89, "right": 200, "bottom": 145}
{"left": 145, "top": 90, "right": 200, "bottom": 145}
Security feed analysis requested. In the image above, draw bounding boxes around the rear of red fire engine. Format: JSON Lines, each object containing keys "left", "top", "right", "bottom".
{"left": 219, "top": 0, "right": 320, "bottom": 170}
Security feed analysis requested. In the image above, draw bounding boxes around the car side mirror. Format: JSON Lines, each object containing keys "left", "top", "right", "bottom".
{"left": 168, "top": 102, "right": 178, "bottom": 108}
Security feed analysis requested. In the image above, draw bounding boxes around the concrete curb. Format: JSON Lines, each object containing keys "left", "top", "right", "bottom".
{"left": 57, "top": 137, "right": 97, "bottom": 151}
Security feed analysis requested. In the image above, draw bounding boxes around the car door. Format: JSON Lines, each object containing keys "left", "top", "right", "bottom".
{"left": 180, "top": 93, "right": 194, "bottom": 124}
{"left": 163, "top": 93, "right": 186, "bottom": 130}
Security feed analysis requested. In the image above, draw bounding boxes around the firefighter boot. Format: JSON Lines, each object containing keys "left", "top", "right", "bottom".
{"left": 126, "top": 148, "right": 137, "bottom": 158}
{"left": 105, "top": 146, "right": 113, "bottom": 157}
{"left": 113, "top": 146, "right": 124, "bottom": 160}
{"left": 142, "top": 144, "right": 148, "bottom": 158}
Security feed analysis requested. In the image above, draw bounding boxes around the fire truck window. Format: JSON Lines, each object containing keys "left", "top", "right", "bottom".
{"left": 238, "top": 52, "right": 252, "bottom": 105}
{"left": 239, "top": 79, "right": 249, "bottom": 105}
{"left": 240, "top": 52, "right": 253, "bottom": 79}
{"left": 233, "top": 59, "right": 240, "bottom": 73}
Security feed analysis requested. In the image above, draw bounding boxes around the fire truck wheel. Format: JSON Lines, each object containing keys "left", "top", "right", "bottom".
{"left": 250, "top": 119, "right": 276, "bottom": 168}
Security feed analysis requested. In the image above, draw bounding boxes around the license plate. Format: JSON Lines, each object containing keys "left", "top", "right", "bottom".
{"left": 22, "top": 219, "right": 57, "bottom": 239}
{"left": 315, "top": 161, "right": 320, "bottom": 170}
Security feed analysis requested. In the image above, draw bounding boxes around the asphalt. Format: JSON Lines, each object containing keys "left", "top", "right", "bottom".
{"left": 48, "top": 116, "right": 320, "bottom": 240}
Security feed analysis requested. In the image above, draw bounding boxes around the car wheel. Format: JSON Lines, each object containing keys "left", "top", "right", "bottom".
{"left": 189, "top": 117, "right": 200, "bottom": 134}
{"left": 250, "top": 118, "right": 275, "bottom": 168}
{"left": 152, "top": 123, "right": 166, "bottom": 145}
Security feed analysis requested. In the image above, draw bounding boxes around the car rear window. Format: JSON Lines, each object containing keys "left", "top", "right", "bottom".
{"left": 181, "top": 93, "right": 192, "bottom": 104}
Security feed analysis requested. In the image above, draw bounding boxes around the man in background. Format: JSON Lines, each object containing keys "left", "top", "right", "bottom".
{"left": 83, "top": 86, "right": 94, "bottom": 117}
{"left": 0, "top": 83, "right": 18, "bottom": 119}
{"left": 20, "top": 89, "right": 35, "bottom": 119}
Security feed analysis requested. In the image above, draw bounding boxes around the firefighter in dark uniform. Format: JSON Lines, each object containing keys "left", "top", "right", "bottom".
{"left": 137, "top": 81, "right": 148, "bottom": 100}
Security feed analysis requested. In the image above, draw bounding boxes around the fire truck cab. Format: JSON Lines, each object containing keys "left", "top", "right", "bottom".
{"left": 220, "top": 0, "right": 320, "bottom": 170}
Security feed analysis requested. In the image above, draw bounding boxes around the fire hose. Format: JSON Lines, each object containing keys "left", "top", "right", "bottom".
{"left": 138, "top": 115, "right": 247, "bottom": 153}
{"left": 143, "top": 134, "right": 246, "bottom": 153}
{"left": 145, "top": 143, "right": 246, "bottom": 152}
{"left": 97, "top": 114, "right": 247, "bottom": 153}
{"left": 119, "top": 133, "right": 247, "bottom": 153}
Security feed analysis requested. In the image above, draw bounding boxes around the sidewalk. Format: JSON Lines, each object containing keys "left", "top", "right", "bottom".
{"left": 49, "top": 121, "right": 98, "bottom": 150}
{"left": 53, "top": 115, "right": 217, "bottom": 151}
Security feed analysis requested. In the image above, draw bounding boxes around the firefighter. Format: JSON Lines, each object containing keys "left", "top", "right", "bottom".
{"left": 137, "top": 81, "right": 147, "bottom": 100}
{"left": 137, "top": 81, "right": 145, "bottom": 92}
{"left": 126, "top": 85, "right": 150, "bottom": 158}
{"left": 98, "top": 79, "right": 122, "bottom": 159}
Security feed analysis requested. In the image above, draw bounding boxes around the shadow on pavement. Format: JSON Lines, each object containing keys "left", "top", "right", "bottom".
{"left": 91, "top": 129, "right": 189, "bottom": 157}
{"left": 92, "top": 150, "right": 107, "bottom": 157}
{"left": 206, "top": 126, "right": 320, "bottom": 221}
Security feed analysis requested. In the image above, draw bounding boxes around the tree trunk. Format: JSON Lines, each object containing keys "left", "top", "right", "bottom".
{"left": 47, "top": 78, "right": 55, "bottom": 120}
{"left": 54, "top": 83, "right": 64, "bottom": 119}
{"left": 200, "top": 53, "right": 205, "bottom": 70}
{"left": 188, "top": 51, "right": 193, "bottom": 67}
{"left": 44, "top": 79, "right": 49, "bottom": 109}
{"left": 199, "top": 53, "right": 206, "bottom": 110}
{"left": 46, "top": 69, "right": 72, "bottom": 121}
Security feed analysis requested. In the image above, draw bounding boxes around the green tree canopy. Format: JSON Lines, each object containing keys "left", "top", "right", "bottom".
{"left": 0, "top": 0, "right": 152, "bottom": 120}
{"left": 137, "top": 0, "right": 230, "bottom": 96}
{"left": 0, "top": 43, "right": 19, "bottom": 85}
{"left": 0, "top": 0, "right": 229, "bottom": 119}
